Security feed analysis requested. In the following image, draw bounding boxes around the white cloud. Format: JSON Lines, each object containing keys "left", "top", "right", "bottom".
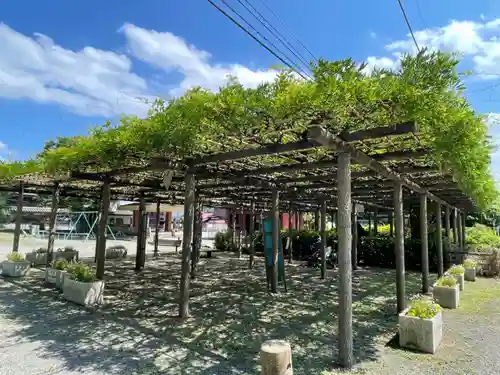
{"left": 365, "top": 17, "right": 500, "bottom": 78}
{"left": 362, "top": 56, "right": 399, "bottom": 74}
{"left": 0, "top": 22, "right": 279, "bottom": 118}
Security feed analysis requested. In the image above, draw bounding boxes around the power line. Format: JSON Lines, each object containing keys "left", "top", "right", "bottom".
{"left": 207, "top": 0, "right": 311, "bottom": 80}
{"left": 254, "top": 0, "right": 318, "bottom": 63}
{"left": 396, "top": 0, "right": 420, "bottom": 52}
{"left": 236, "top": 0, "right": 312, "bottom": 73}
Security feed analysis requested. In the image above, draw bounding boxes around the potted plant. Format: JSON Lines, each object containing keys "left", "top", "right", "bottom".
{"left": 463, "top": 259, "right": 477, "bottom": 282}
{"left": 63, "top": 263, "right": 104, "bottom": 307}
{"left": 25, "top": 248, "right": 48, "bottom": 266}
{"left": 45, "top": 259, "right": 69, "bottom": 290}
{"left": 54, "top": 246, "right": 79, "bottom": 262}
{"left": 2, "top": 252, "right": 31, "bottom": 277}
{"left": 399, "top": 297, "right": 443, "bottom": 354}
{"left": 433, "top": 275, "right": 459, "bottom": 309}
{"left": 446, "top": 265, "right": 465, "bottom": 291}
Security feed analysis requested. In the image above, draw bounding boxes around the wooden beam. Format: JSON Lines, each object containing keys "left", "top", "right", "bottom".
{"left": 394, "top": 181, "right": 406, "bottom": 313}
{"left": 307, "top": 125, "right": 453, "bottom": 208}
{"left": 420, "top": 194, "right": 429, "bottom": 294}
{"left": 339, "top": 121, "right": 418, "bottom": 142}
{"left": 179, "top": 171, "right": 195, "bottom": 319}
{"left": 96, "top": 178, "right": 111, "bottom": 280}
{"left": 337, "top": 151, "right": 353, "bottom": 368}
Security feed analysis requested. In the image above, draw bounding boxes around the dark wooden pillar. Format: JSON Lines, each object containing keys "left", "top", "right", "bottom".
{"left": 96, "top": 179, "right": 110, "bottom": 280}
{"left": 444, "top": 206, "right": 451, "bottom": 269}
{"left": 249, "top": 200, "right": 256, "bottom": 269}
{"left": 457, "top": 212, "right": 463, "bottom": 251}
{"left": 436, "top": 202, "right": 444, "bottom": 277}
{"left": 367, "top": 213, "right": 372, "bottom": 236}
{"left": 135, "top": 194, "right": 147, "bottom": 271}
{"left": 153, "top": 199, "right": 161, "bottom": 257}
{"left": 373, "top": 211, "right": 378, "bottom": 234}
{"left": 394, "top": 181, "right": 406, "bottom": 313}
{"left": 314, "top": 209, "right": 320, "bottom": 231}
{"left": 12, "top": 182, "right": 24, "bottom": 252}
{"left": 288, "top": 204, "right": 293, "bottom": 264}
{"left": 461, "top": 211, "right": 467, "bottom": 249}
{"left": 351, "top": 203, "right": 358, "bottom": 270}
{"left": 320, "top": 199, "right": 327, "bottom": 279}
{"left": 270, "top": 188, "right": 279, "bottom": 293}
{"left": 452, "top": 208, "right": 459, "bottom": 245}
{"left": 337, "top": 152, "right": 353, "bottom": 368}
{"left": 420, "top": 194, "right": 429, "bottom": 294}
{"left": 47, "top": 182, "right": 60, "bottom": 265}
{"left": 389, "top": 210, "right": 394, "bottom": 237}
{"left": 179, "top": 172, "right": 195, "bottom": 319}
{"left": 191, "top": 196, "right": 202, "bottom": 279}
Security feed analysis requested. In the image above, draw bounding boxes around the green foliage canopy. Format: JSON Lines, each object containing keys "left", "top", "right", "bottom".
{"left": 0, "top": 50, "right": 497, "bottom": 209}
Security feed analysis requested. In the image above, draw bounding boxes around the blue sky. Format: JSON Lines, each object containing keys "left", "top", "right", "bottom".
{"left": 1, "top": 0, "right": 500, "bottom": 178}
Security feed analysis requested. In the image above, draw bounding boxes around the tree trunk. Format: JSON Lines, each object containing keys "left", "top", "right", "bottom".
{"left": 320, "top": 199, "right": 327, "bottom": 279}
{"left": 47, "top": 183, "right": 60, "bottom": 266}
{"left": 420, "top": 194, "right": 429, "bottom": 294}
{"left": 436, "top": 202, "right": 444, "bottom": 277}
{"left": 271, "top": 188, "right": 279, "bottom": 293}
{"left": 12, "top": 182, "right": 24, "bottom": 253}
{"left": 96, "top": 179, "right": 111, "bottom": 280}
{"left": 191, "top": 197, "right": 203, "bottom": 279}
{"left": 394, "top": 181, "right": 406, "bottom": 313}
{"left": 153, "top": 199, "right": 161, "bottom": 257}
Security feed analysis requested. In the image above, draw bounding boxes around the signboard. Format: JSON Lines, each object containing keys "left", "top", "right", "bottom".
{"left": 263, "top": 218, "right": 284, "bottom": 281}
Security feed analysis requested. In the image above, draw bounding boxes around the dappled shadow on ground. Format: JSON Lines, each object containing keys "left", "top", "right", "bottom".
{"left": 0, "top": 255, "right": 426, "bottom": 374}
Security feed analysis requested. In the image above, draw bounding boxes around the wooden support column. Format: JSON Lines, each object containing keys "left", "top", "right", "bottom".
{"left": 179, "top": 172, "right": 195, "bottom": 319}
{"left": 351, "top": 203, "right": 358, "bottom": 271}
{"left": 12, "top": 182, "right": 24, "bottom": 253}
{"left": 135, "top": 194, "right": 146, "bottom": 271}
{"left": 420, "top": 194, "right": 429, "bottom": 294}
{"left": 452, "top": 208, "right": 459, "bottom": 246}
{"left": 436, "top": 202, "right": 444, "bottom": 277}
{"left": 444, "top": 206, "right": 451, "bottom": 270}
{"left": 457, "top": 212, "right": 463, "bottom": 251}
{"left": 320, "top": 199, "right": 327, "bottom": 279}
{"left": 288, "top": 204, "right": 293, "bottom": 264}
{"left": 314, "top": 209, "right": 320, "bottom": 231}
{"left": 191, "top": 196, "right": 203, "bottom": 279}
{"left": 153, "top": 199, "right": 161, "bottom": 257}
{"left": 373, "top": 211, "right": 378, "bottom": 234}
{"left": 46, "top": 182, "right": 60, "bottom": 266}
{"left": 96, "top": 179, "right": 111, "bottom": 280}
{"left": 367, "top": 213, "right": 372, "bottom": 236}
{"left": 461, "top": 211, "right": 467, "bottom": 249}
{"left": 389, "top": 210, "right": 394, "bottom": 237}
{"left": 337, "top": 152, "right": 353, "bottom": 368}
{"left": 238, "top": 208, "right": 243, "bottom": 258}
{"left": 394, "top": 181, "right": 406, "bottom": 313}
{"left": 271, "top": 188, "right": 279, "bottom": 293}
{"left": 249, "top": 200, "right": 256, "bottom": 269}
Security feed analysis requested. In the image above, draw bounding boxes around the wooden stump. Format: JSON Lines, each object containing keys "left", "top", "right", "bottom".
{"left": 260, "top": 340, "right": 293, "bottom": 375}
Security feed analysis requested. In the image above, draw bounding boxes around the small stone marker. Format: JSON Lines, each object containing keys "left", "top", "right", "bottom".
{"left": 260, "top": 340, "right": 293, "bottom": 375}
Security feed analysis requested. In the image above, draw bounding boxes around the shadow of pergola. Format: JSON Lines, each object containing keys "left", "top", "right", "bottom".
{"left": 0, "top": 255, "right": 427, "bottom": 374}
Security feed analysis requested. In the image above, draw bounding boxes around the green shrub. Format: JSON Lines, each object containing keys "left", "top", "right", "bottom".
{"left": 214, "top": 231, "right": 236, "bottom": 252}
{"left": 463, "top": 259, "right": 476, "bottom": 269}
{"left": 66, "top": 263, "right": 96, "bottom": 282}
{"left": 447, "top": 265, "right": 465, "bottom": 275}
{"left": 436, "top": 275, "right": 457, "bottom": 287}
{"left": 407, "top": 297, "right": 441, "bottom": 319}
{"left": 466, "top": 224, "right": 500, "bottom": 250}
{"left": 6, "top": 252, "right": 24, "bottom": 262}
{"left": 54, "top": 259, "right": 69, "bottom": 270}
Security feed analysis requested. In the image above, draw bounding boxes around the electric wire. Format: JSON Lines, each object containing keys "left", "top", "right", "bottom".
{"left": 396, "top": 0, "right": 420, "bottom": 52}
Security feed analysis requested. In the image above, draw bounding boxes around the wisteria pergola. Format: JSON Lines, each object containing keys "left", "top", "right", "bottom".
{"left": 0, "top": 121, "right": 471, "bottom": 368}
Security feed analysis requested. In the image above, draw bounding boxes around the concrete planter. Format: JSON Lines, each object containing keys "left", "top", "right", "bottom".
{"left": 449, "top": 273, "right": 464, "bottom": 291}
{"left": 45, "top": 269, "right": 67, "bottom": 289}
{"left": 63, "top": 278, "right": 104, "bottom": 307}
{"left": 399, "top": 308, "right": 443, "bottom": 354}
{"left": 433, "top": 283, "right": 459, "bottom": 309}
{"left": 1, "top": 261, "right": 30, "bottom": 277}
{"left": 25, "top": 252, "right": 47, "bottom": 266}
{"left": 464, "top": 268, "right": 476, "bottom": 282}
{"left": 54, "top": 250, "right": 79, "bottom": 262}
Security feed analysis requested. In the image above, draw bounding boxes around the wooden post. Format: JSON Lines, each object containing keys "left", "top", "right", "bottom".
{"left": 271, "top": 188, "right": 279, "bottom": 293}
{"left": 461, "top": 211, "right": 467, "bottom": 249}
{"left": 249, "top": 200, "right": 256, "bottom": 269}
{"left": 367, "top": 213, "right": 372, "bottom": 236}
{"left": 436, "top": 202, "right": 444, "bottom": 277}
{"left": 260, "top": 340, "right": 293, "bottom": 375}
{"left": 96, "top": 179, "right": 110, "bottom": 280}
{"left": 179, "top": 172, "right": 195, "bottom": 319}
{"left": 373, "top": 211, "right": 378, "bottom": 234}
{"left": 46, "top": 182, "right": 60, "bottom": 266}
{"left": 452, "top": 208, "right": 459, "bottom": 245}
{"left": 351, "top": 203, "right": 358, "bottom": 271}
{"left": 420, "top": 194, "right": 429, "bottom": 294}
{"left": 135, "top": 194, "right": 146, "bottom": 271}
{"left": 12, "top": 182, "right": 24, "bottom": 252}
{"left": 444, "top": 206, "right": 451, "bottom": 269}
{"left": 337, "top": 152, "right": 353, "bottom": 368}
{"left": 394, "top": 181, "right": 406, "bottom": 313}
{"left": 288, "top": 204, "right": 293, "bottom": 264}
{"left": 231, "top": 209, "right": 237, "bottom": 249}
{"left": 320, "top": 199, "right": 327, "bottom": 279}
{"left": 457, "top": 212, "right": 463, "bottom": 251}
{"left": 191, "top": 196, "right": 203, "bottom": 279}
{"left": 153, "top": 199, "right": 161, "bottom": 257}
{"left": 314, "top": 209, "right": 320, "bottom": 231}
{"left": 238, "top": 208, "right": 243, "bottom": 258}
{"left": 389, "top": 210, "right": 394, "bottom": 237}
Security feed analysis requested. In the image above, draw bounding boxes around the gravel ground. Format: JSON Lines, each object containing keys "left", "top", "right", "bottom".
{"left": 0, "top": 256, "right": 498, "bottom": 374}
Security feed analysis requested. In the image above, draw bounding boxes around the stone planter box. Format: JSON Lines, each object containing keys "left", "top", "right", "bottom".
{"left": 54, "top": 250, "right": 79, "bottom": 262}
{"left": 399, "top": 308, "right": 443, "bottom": 354}
{"left": 25, "top": 252, "right": 47, "bottom": 266}
{"left": 1, "top": 261, "right": 30, "bottom": 277}
{"left": 45, "top": 268, "right": 67, "bottom": 289}
{"left": 63, "top": 278, "right": 104, "bottom": 307}
{"left": 449, "top": 273, "right": 464, "bottom": 291}
{"left": 433, "top": 283, "right": 459, "bottom": 309}
{"left": 464, "top": 268, "right": 476, "bottom": 282}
